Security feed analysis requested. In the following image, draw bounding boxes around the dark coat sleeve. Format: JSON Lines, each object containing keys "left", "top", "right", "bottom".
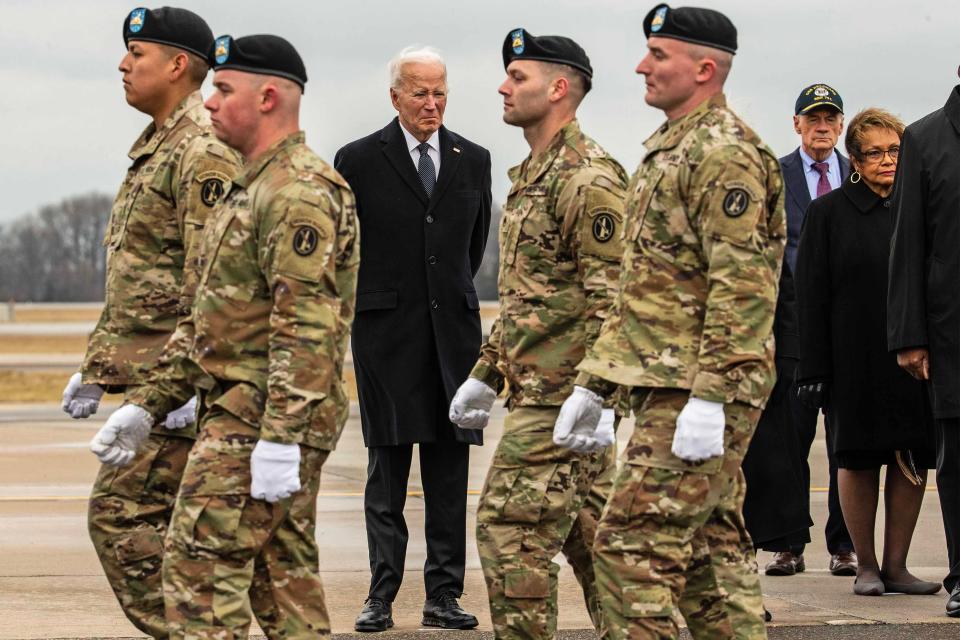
{"left": 887, "top": 127, "right": 929, "bottom": 352}
{"left": 774, "top": 259, "right": 800, "bottom": 361}
{"left": 469, "top": 149, "right": 492, "bottom": 276}
{"left": 796, "top": 198, "right": 833, "bottom": 383}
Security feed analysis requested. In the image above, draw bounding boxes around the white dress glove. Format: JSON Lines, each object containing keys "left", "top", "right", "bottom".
{"left": 672, "top": 397, "right": 725, "bottom": 462}
{"left": 61, "top": 372, "right": 104, "bottom": 419}
{"left": 250, "top": 440, "right": 301, "bottom": 503}
{"left": 449, "top": 378, "right": 497, "bottom": 429}
{"left": 89, "top": 404, "right": 155, "bottom": 466}
{"left": 553, "top": 386, "right": 603, "bottom": 452}
{"left": 162, "top": 396, "right": 198, "bottom": 430}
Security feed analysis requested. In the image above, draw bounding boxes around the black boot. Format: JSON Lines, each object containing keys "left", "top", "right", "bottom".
{"left": 355, "top": 597, "right": 393, "bottom": 632}
{"left": 422, "top": 591, "right": 479, "bottom": 629}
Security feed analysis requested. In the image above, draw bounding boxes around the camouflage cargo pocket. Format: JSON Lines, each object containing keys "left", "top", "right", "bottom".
{"left": 490, "top": 461, "right": 579, "bottom": 525}
{"left": 176, "top": 495, "right": 255, "bottom": 556}
{"left": 504, "top": 567, "right": 551, "bottom": 599}
{"left": 114, "top": 527, "right": 164, "bottom": 567}
{"left": 622, "top": 584, "right": 673, "bottom": 618}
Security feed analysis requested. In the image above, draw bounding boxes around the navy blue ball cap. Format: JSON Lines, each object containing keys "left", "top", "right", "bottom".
{"left": 123, "top": 7, "right": 213, "bottom": 59}
{"left": 795, "top": 83, "right": 843, "bottom": 115}
{"left": 210, "top": 34, "right": 307, "bottom": 91}
{"left": 643, "top": 4, "right": 737, "bottom": 55}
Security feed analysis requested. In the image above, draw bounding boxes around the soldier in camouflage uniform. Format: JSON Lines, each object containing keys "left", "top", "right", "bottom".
{"left": 99, "top": 35, "right": 359, "bottom": 638}
{"left": 555, "top": 6, "right": 785, "bottom": 639}
{"left": 59, "top": 8, "right": 239, "bottom": 637}
{"left": 449, "top": 29, "right": 627, "bottom": 640}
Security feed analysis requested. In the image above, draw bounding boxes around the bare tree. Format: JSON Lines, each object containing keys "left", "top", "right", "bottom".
{"left": 0, "top": 192, "right": 110, "bottom": 301}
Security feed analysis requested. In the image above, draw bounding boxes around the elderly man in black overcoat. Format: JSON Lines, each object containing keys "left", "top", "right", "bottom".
{"left": 334, "top": 45, "right": 492, "bottom": 632}
{"left": 888, "top": 80, "right": 960, "bottom": 618}
{"left": 761, "top": 84, "right": 855, "bottom": 578}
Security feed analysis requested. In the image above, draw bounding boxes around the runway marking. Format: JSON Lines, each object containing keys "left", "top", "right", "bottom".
{"left": 0, "top": 487, "right": 939, "bottom": 502}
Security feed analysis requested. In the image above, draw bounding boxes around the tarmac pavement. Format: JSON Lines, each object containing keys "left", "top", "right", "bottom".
{"left": 0, "top": 402, "right": 957, "bottom": 638}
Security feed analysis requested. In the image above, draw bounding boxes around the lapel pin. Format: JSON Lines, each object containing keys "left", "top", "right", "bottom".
{"left": 453, "top": 147, "right": 461, "bottom": 153}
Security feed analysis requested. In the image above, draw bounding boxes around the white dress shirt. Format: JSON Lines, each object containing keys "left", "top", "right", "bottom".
{"left": 399, "top": 122, "right": 441, "bottom": 180}
{"left": 799, "top": 146, "right": 842, "bottom": 200}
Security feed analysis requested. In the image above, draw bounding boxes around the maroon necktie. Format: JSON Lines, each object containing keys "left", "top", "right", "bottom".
{"left": 812, "top": 161, "right": 832, "bottom": 198}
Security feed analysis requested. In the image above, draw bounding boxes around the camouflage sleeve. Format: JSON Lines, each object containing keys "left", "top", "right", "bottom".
{"left": 469, "top": 317, "right": 505, "bottom": 392}
{"left": 124, "top": 137, "right": 240, "bottom": 417}
{"left": 256, "top": 182, "right": 351, "bottom": 445}
{"left": 688, "top": 144, "right": 781, "bottom": 404}
{"left": 558, "top": 164, "right": 627, "bottom": 352}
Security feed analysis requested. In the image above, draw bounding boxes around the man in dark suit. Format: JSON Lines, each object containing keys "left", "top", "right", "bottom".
{"left": 334, "top": 45, "right": 492, "bottom": 632}
{"left": 888, "top": 80, "right": 960, "bottom": 617}
{"left": 763, "top": 84, "right": 856, "bottom": 577}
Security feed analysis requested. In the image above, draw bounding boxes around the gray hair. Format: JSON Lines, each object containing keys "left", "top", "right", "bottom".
{"left": 388, "top": 45, "right": 446, "bottom": 89}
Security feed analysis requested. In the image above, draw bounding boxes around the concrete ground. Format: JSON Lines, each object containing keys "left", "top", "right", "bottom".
{"left": 0, "top": 402, "right": 956, "bottom": 639}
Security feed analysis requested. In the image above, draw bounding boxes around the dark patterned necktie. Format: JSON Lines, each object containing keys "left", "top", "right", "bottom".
{"left": 417, "top": 142, "right": 436, "bottom": 197}
{"left": 812, "top": 161, "right": 832, "bottom": 198}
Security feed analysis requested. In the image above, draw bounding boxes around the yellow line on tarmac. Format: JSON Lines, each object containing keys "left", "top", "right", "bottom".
{"left": 0, "top": 487, "right": 939, "bottom": 503}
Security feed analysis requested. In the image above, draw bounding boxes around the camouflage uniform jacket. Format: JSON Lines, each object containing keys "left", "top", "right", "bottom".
{"left": 129, "top": 132, "right": 359, "bottom": 451}
{"left": 81, "top": 91, "right": 239, "bottom": 394}
{"left": 577, "top": 95, "right": 786, "bottom": 409}
{"left": 470, "top": 120, "right": 628, "bottom": 408}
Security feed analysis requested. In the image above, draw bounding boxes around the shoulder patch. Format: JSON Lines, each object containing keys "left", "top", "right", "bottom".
{"left": 722, "top": 188, "right": 750, "bottom": 218}
{"left": 591, "top": 212, "right": 617, "bottom": 243}
{"left": 196, "top": 170, "right": 230, "bottom": 207}
{"left": 292, "top": 225, "right": 320, "bottom": 256}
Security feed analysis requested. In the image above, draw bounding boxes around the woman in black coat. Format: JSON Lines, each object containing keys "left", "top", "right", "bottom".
{"left": 796, "top": 108, "right": 937, "bottom": 597}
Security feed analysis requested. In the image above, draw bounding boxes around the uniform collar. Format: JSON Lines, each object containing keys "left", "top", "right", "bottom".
{"left": 841, "top": 173, "right": 887, "bottom": 213}
{"left": 644, "top": 93, "right": 727, "bottom": 154}
{"left": 507, "top": 119, "right": 581, "bottom": 196}
{"left": 128, "top": 91, "right": 204, "bottom": 161}
{"left": 233, "top": 131, "right": 305, "bottom": 190}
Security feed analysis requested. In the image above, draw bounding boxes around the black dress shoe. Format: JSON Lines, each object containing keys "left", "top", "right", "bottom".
{"left": 947, "top": 584, "right": 960, "bottom": 618}
{"left": 422, "top": 591, "right": 479, "bottom": 629}
{"left": 355, "top": 598, "right": 393, "bottom": 632}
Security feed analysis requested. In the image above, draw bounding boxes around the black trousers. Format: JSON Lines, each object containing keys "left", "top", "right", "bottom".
{"left": 364, "top": 441, "right": 470, "bottom": 602}
{"left": 936, "top": 418, "right": 960, "bottom": 592}
{"left": 764, "top": 384, "right": 853, "bottom": 555}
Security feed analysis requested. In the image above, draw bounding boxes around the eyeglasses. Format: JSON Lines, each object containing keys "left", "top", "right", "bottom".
{"left": 860, "top": 146, "right": 899, "bottom": 163}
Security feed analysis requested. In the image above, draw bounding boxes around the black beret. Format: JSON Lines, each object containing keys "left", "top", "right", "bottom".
{"left": 642, "top": 4, "right": 737, "bottom": 55}
{"left": 210, "top": 34, "right": 308, "bottom": 90}
{"left": 795, "top": 83, "right": 843, "bottom": 115}
{"left": 502, "top": 28, "right": 593, "bottom": 79}
{"left": 123, "top": 7, "right": 213, "bottom": 59}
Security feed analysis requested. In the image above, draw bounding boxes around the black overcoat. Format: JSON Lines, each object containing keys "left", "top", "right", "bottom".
{"left": 797, "top": 176, "right": 933, "bottom": 455}
{"left": 335, "top": 119, "right": 492, "bottom": 446}
{"left": 888, "top": 86, "right": 960, "bottom": 420}
{"left": 742, "top": 260, "right": 812, "bottom": 546}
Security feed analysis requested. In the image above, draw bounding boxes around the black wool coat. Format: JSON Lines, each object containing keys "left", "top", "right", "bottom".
{"left": 797, "top": 176, "right": 933, "bottom": 455}
{"left": 742, "top": 260, "right": 812, "bottom": 547}
{"left": 888, "top": 85, "right": 960, "bottom": 420}
{"left": 335, "top": 119, "right": 492, "bottom": 447}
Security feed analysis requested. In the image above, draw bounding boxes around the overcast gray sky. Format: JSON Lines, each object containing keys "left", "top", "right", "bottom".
{"left": 1, "top": 0, "right": 957, "bottom": 224}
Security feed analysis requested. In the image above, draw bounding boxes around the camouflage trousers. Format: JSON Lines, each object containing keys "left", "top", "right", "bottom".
{"left": 162, "top": 397, "right": 331, "bottom": 639}
{"left": 89, "top": 430, "right": 193, "bottom": 639}
{"left": 594, "top": 389, "right": 766, "bottom": 640}
{"left": 476, "top": 406, "right": 616, "bottom": 640}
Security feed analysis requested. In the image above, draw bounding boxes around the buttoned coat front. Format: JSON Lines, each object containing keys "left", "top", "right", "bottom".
{"left": 335, "top": 118, "right": 492, "bottom": 446}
